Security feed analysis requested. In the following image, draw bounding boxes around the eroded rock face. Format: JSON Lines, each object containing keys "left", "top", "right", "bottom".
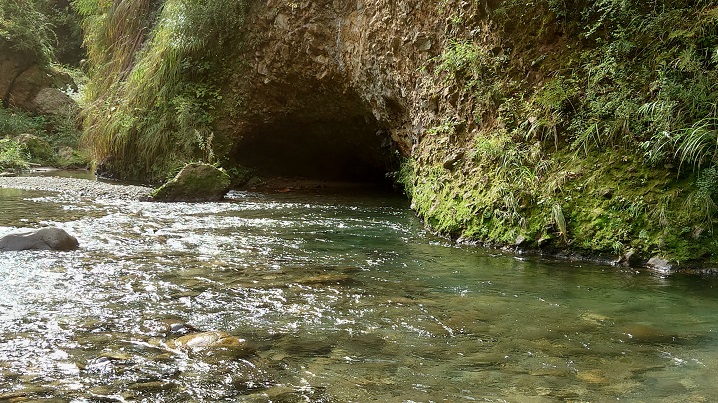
{"left": 0, "top": 227, "right": 79, "bottom": 251}
{"left": 0, "top": 48, "right": 34, "bottom": 104}
{"left": 5, "top": 64, "right": 52, "bottom": 110}
{"left": 151, "top": 163, "right": 231, "bottom": 202}
{"left": 219, "top": 0, "right": 443, "bottom": 178}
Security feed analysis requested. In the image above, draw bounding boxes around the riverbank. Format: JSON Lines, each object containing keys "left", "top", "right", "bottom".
{"left": 3, "top": 173, "right": 716, "bottom": 274}
{"left": 0, "top": 176, "right": 152, "bottom": 200}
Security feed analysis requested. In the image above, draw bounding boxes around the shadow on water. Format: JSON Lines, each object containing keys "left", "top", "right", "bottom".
{"left": 0, "top": 179, "right": 717, "bottom": 401}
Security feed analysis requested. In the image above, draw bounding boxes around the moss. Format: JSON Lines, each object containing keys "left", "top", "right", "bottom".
{"left": 151, "top": 162, "right": 231, "bottom": 202}
{"left": 399, "top": 0, "right": 718, "bottom": 266}
{"left": 406, "top": 145, "right": 718, "bottom": 264}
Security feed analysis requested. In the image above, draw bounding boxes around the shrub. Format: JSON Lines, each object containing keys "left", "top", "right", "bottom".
{"left": 0, "top": 0, "right": 53, "bottom": 64}
{"left": 76, "top": 0, "right": 248, "bottom": 182}
{"left": 0, "top": 138, "right": 30, "bottom": 172}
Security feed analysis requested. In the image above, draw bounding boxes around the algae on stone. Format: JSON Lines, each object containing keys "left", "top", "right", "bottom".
{"left": 151, "top": 163, "right": 230, "bottom": 202}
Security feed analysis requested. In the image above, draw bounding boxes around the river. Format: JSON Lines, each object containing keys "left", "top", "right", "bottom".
{"left": 1, "top": 177, "right": 717, "bottom": 402}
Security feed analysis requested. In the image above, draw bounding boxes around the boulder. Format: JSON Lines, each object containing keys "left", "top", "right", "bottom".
{"left": 0, "top": 227, "right": 79, "bottom": 251}
{"left": 616, "top": 249, "right": 642, "bottom": 267}
{"left": 0, "top": 42, "right": 77, "bottom": 114}
{"left": 32, "top": 87, "right": 76, "bottom": 115}
{"left": 6, "top": 65, "right": 52, "bottom": 110}
{"left": 0, "top": 53, "right": 33, "bottom": 101}
{"left": 151, "top": 163, "right": 231, "bottom": 202}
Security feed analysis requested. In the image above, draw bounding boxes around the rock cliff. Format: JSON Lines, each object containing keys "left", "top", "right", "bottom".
{"left": 79, "top": 0, "right": 718, "bottom": 266}
{"left": 216, "top": 0, "right": 440, "bottom": 180}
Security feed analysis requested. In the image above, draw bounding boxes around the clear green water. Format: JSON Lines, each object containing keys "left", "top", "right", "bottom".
{"left": 1, "top": 183, "right": 718, "bottom": 402}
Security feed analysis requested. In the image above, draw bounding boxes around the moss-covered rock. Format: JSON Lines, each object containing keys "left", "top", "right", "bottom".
{"left": 151, "top": 163, "right": 230, "bottom": 202}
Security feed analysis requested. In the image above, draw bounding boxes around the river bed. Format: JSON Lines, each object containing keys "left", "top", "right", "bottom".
{"left": 1, "top": 177, "right": 717, "bottom": 402}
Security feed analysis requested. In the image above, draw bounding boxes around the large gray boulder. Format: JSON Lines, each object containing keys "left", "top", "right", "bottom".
{"left": 32, "top": 87, "right": 77, "bottom": 115}
{"left": 151, "top": 163, "right": 231, "bottom": 202}
{"left": 0, "top": 227, "right": 79, "bottom": 251}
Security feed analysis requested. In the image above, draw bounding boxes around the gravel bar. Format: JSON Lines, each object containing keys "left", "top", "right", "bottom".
{"left": 0, "top": 176, "right": 153, "bottom": 200}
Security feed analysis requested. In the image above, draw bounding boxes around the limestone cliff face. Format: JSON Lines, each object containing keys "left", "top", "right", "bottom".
{"left": 216, "top": 0, "right": 447, "bottom": 179}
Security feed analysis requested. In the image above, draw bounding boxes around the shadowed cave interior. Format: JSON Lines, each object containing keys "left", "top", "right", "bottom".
{"left": 231, "top": 91, "right": 398, "bottom": 184}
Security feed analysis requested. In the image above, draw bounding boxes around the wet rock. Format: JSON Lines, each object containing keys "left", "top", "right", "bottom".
{"left": 514, "top": 235, "right": 528, "bottom": 246}
{"left": 618, "top": 324, "right": 678, "bottom": 344}
{"left": 580, "top": 312, "right": 611, "bottom": 325}
{"left": 577, "top": 369, "right": 610, "bottom": 384}
{"left": 151, "top": 163, "right": 231, "bottom": 202}
{"left": 164, "top": 321, "right": 200, "bottom": 336}
{"left": 0, "top": 227, "right": 79, "bottom": 251}
{"left": 616, "top": 249, "right": 642, "bottom": 267}
{"left": 128, "top": 381, "right": 176, "bottom": 392}
{"left": 442, "top": 151, "right": 463, "bottom": 171}
{"left": 296, "top": 273, "right": 357, "bottom": 286}
{"left": 647, "top": 256, "right": 673, "bottom": 272}
{"left": 168, "top": 331, "right": 255, "bottom": 357}
{"left": 281, "top": 338, "right": 334, "bottom": 357}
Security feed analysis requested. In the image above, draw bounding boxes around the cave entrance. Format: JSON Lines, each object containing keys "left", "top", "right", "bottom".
{"left": 231, "top": 111, "right": 397, "bottom": 186}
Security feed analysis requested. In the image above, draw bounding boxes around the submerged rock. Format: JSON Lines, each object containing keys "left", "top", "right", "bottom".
{"left": 168, "top": 331, "right": 254, "bottom": 357}
{"left": 151, "top": 163, "right": 230, "bottom": 202}
{"left": 0, "top": 227, "right": 79, "bottom": 251}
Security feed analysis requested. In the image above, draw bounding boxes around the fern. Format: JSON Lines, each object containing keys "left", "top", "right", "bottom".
{"left": 674, "top": 116, "right": 718, "bottom": 170}
{"left": 551, "top": 203, "right": 568, "bottom": 242}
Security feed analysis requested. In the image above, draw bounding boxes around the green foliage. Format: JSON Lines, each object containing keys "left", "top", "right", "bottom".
{"left": 0, "top": 105, "right": 85, "bottom": 167}
{"left": 0, "top": 107, "right": 46, "bottom": 136}
{"left": 0, "top": 138, "right": 30, "bottom": 172}
{"left": 0, "top": 0, "right": 53, "bottom": 64}
{"left": 551, "top": 203, "right": 567, "bottom": 242}
{"left": 410, "top": 0, "right": 718, "bottom": 262}
{"left": 395, "top": 158, "right": 415, "bottom": 195}
{"left": 34, "top": 0, "right": 84, "bottom": 65}
{"left": 434, "top": 38, "right": 512, "bottom": 111}
{"left": 77, "top": 0, "right": 248, "bottom": 182}
{"left": 686, "top": 165, "right": 718, "bottom": 226}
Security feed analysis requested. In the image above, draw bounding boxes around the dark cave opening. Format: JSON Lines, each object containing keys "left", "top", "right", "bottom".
{"left": 231, "top": 115, "right": 397, "bottom": 184}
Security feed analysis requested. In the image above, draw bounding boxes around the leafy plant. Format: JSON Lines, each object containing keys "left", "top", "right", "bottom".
{"left": 77, "top": 0, "right": 248, "bottom": 182}
{"left": 551, "top": 203, "right": 568, "bottom": 242}
{"left": 0, "top": 138, "right": 30, "bottom": 172}
{"left": 0, "top": 0, "right": 53, "bottom": 64}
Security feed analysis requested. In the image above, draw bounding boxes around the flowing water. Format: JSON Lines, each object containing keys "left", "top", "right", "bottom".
{"left": 1, "top": 178, "right": 718, "bottom": 402}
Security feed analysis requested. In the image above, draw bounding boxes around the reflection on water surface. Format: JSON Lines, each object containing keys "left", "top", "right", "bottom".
{"left": 1, "top": 184, "right": 717, "bottom": 402}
